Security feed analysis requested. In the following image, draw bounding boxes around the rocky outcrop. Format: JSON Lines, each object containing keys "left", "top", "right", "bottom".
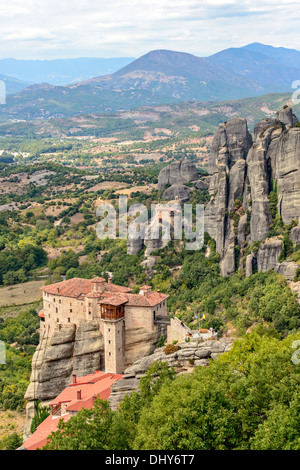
{"left": 125, "top": 325, "right": 167, "bottom": 366}
{"left": 291, "top": 225, "right": 300, "bottom": 246}
{"left": 127, "top": 237, "right": 144, "bottom": 255}
{"left": 257, "top": 238, "right": 283, "bottom": 272}
{"left": 162, "top": 184, "right": 191, "bottom": 202}
{"left": 23, "top": 322, "right": 103, "bottom": 441}
{"left": 276, "top": 106, "right": 298, "bottom": 128}
{"left": 194, "top": 179, "right": 209, "bottom": 190}
{"left": 157, "top": 161, "right": 199, "bottom": 191}
{"left": 274, "top": 128, "right": 300, "bottom": 224}
{"left": 205, "top": 117, "right": 252, "bottom": 260}
{"left": 108, "top": 337, "right": 233, "bottom": 410}
{"left": 274, "top": 261, "right": 300, "bottom": 281}
{"left": 205, "top": 107, "right": 300, "bottom": 279}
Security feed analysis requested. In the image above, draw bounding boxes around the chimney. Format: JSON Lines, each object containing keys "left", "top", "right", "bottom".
{"left": 77, "top": 390, "right": 81, "bottom": 400}
{"left": 139, "top": 285, "right": 152, "bottom": 296}
{"left": 108, "top": 278, "right": 112, "bottom": 284}
{"left": 72, "top": 373, "right": 77, "bottom": 384}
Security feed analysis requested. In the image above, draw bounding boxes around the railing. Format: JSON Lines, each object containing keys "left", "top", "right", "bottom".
{"left": 51, "top": 403, "right": 61, "bottom": 416}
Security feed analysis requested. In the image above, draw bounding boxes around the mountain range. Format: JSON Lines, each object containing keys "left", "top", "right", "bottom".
{"left": 1, "top": 43, "right": 300, "bottom": 120}
{"left": 0, "top": 57, "right": 135, "bottom": 87}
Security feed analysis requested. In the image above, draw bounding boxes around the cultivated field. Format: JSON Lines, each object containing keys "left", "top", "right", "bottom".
{"left": 0, "top": 280, "right": 45, "bottom": 307}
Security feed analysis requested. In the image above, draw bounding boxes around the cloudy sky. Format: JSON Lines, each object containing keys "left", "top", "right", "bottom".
{"left": 1, "top": 0, "right": 300, "bottom": 59}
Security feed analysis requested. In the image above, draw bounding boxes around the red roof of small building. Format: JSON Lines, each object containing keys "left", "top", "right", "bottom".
{"left": 38, "top": 310, "right": 45, "bottom": 318}
{"left": 22, "top": 370, "right": 123, "bottom": 450}
{"left": 124, "top": 291, "right": 169, "bottom": 307}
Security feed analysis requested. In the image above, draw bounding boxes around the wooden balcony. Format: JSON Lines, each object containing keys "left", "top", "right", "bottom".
{"left": 100, "top": 304, "right": 125, "bottom": 321}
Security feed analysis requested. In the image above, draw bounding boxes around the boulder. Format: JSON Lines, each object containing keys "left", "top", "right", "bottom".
{"left": 275, "top": 106, "right": 298, "bottom": 128}
{"left": 162, "top": 184, "right": 191, "bottom": 202}
{"left": 274, "top": 261, "right": 300, "bottom": 281}
{"left": 194, "top": 179, "right": 209, "bottom": 190}
{"left": 157, "top": 160, "right": 199, "bottom": 190}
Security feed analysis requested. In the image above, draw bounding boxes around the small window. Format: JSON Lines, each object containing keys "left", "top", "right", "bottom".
{"left": 109, "top": 352, "right": 111, "bottom": 356}
{"left": 59, "top": 299, "right": 61, "bottom": 304}
{"left": 108, "top": 340, "right": 111, "bottom": 344}
{"left": 56, "top": 308, "right": 58, "bottom": 313}
{"left": 57, "top": 318, "right": 59, "bottom": 323}
{"left": 70, "top": 309, "right": 72, "bottom": 313}
{"left": 68, "top": 318, "right": 70, "bottom": 323}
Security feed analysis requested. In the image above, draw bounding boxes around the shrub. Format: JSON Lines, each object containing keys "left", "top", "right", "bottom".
{"left": 164, "top": 344, "right": 179, "bottom": 355}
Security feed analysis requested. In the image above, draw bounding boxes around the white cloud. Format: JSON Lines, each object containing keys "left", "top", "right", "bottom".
{"left": 0, "top": 0, "right": 299, "bottom": 59}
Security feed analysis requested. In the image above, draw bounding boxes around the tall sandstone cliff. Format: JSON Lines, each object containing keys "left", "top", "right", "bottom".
{"left": 205, "top": 107, "right": 300, "bottom": 277}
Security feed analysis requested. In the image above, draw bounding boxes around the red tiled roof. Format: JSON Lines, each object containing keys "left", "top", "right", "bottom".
{"left": 41, "top": 278, "right": 92, "bottom": 298}
{"left": 22, "top": 370, "right": 123, "bottom": 450}
{"left": 38, "top": 310, "right": 45, "bottom": 318}
{"left": 41, "top": 277, "right": 132, "bottom": 298}
{"left": 99, "top": 295, "right": 128, "bottom": 306}
{"left": 124, "top": 291, "right": 169, "bottom": 307}
{"left": 21, "top": 413, "right": 70, "bottom": 451}
{"left": 40, "top": 277, "right": 168, "bottom": 307}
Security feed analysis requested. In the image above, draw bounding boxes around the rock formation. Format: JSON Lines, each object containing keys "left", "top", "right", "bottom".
{"left": 108, "top": 337, "right": 233, "bottom": 410}
{"left": 157, "top": 161, "right": 199, "bottom": 191}
{"left": 162, "top": 184, "right": 191, "bottom": 202}
{"left": 205, "top": 106, "right": 300, "bottom": 279}
{"left": 23, "top": 322, "right": 103, "bottom": 441}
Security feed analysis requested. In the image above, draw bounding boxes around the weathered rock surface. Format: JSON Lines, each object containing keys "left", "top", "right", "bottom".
{"left": 162, "top": 184, "right": 191, "bottom": 202}
{"left": 276, "top": 106, "right": 298, "bottom": 128}
{"left": 204, "top": 107, "right": 300, "bottom": 280}
{"left": 194, "top": 179, "right": 209, "bottom": 190}
{"left": 274, "top": 261, "right": 300, "bottom": 281}
{"left": 157, "top": 161, "right": 199, "bottom": 191}
{"left": 108, "top": 337, "right": 233, "bottom": 410}
{"left": 291, "top": 225, "right": 300, "bottom": 246}
{"left": 257, "top": 238, "right": 283, "bottom": 272}
{"left": 274, "top": 128, "right": 300, "bottom": 224}
{"left": 23, "top": 323, "right": 104, "bottom": 441}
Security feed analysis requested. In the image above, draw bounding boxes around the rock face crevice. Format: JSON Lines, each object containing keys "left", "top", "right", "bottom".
{"left": 205, "top": 107, "right": 300, "bottom": 278}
